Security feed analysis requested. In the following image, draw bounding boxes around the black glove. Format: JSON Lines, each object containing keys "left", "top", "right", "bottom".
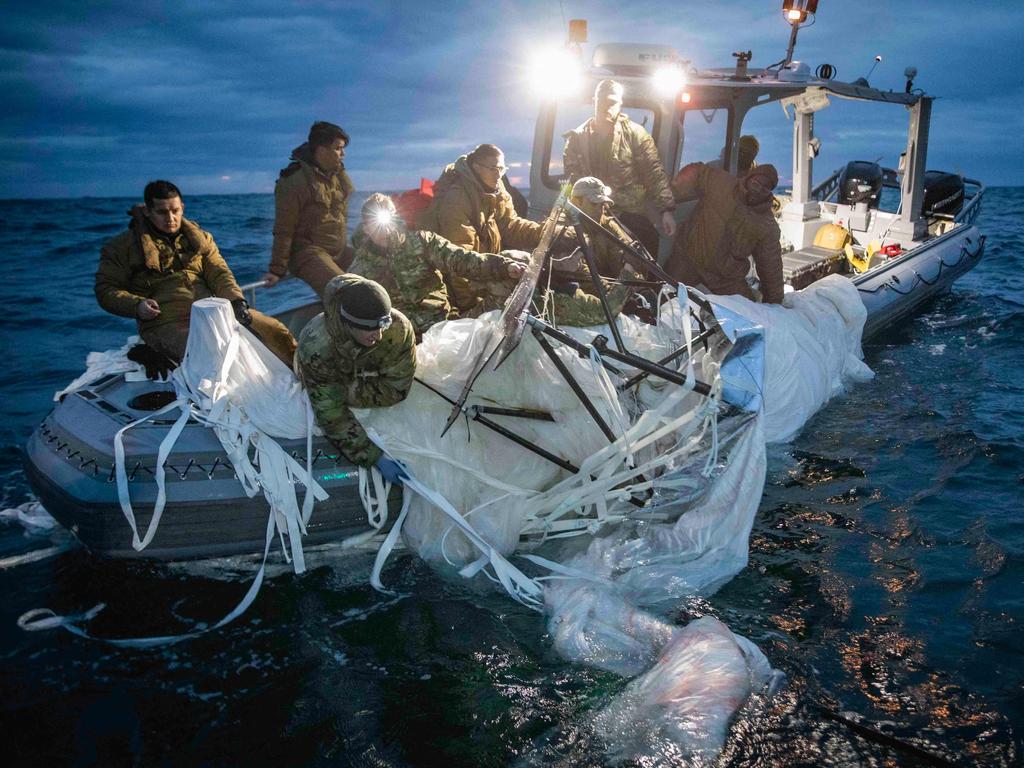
{"left": 231, "top": 298, "right": 253, "bottom": 327}
{"left": 126, "top": 343, "right": 178, "bottom": 381}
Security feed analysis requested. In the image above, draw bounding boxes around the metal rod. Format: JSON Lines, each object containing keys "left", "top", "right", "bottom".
{"left": 531, "top": 326, "right": 618, "bottom": 444}
{"left": 569, "top": 218, "right": 626, "bottom": 352}
{"left": 415, "top": 377, "right": 578, "bottom": 472}
{"left": 618, "top": 324, "right": 718, "bottom": 390}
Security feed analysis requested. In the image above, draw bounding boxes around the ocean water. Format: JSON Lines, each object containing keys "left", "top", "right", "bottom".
{"left": 0, "top": 190, "right": 1021, "bottom": 766}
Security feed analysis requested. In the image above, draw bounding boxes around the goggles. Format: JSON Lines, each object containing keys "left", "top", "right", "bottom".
{"left": 338, "top": 305, "right": 393, "bottom": 331}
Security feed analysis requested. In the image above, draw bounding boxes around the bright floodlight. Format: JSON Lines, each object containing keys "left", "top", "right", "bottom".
{"left": 651, "top": 65, "right": 686, "bottom": 97}
{"left": 529, "top": 47, "right": 582, "bottom": 99}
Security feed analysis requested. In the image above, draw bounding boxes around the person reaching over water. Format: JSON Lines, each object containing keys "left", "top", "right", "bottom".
{"left": 419, "top": 143, "right": 543, "bottom": 314}
{"left": 262, "top": 121, "right": 355, "bottom": 296}
{"left": 665, "top": 162, "right": 784, "bottom": 304}
{"left": 350, "top": 194, "right": 525, "bottom": 339}
{"left": 295, "top": 275, "right": 416, "bottom": 482}
{"left": 562, "top": 79, "right": 677, "bottom": 259}
{"left": 94, "top": 180, "right": 297, "bottom": 374}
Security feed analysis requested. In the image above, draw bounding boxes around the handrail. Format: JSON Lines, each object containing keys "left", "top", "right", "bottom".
{"left": 956, "top": 179, "right": 985, "bottom": 227}
{"left": 238, "top": 275, "right": 295, "bottom": 309}
{"left": 811, "top": 169, "right": 841, "bottom": 202}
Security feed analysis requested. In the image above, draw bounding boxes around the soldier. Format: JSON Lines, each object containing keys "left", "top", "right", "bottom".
{"left": 349, "top": 194, "right": 525, "bottom": 338}
{"left": 563, "top": 79, "right": 677, "bottom": 259}
{"left": 666, "top": 162, "right": 784, "bottom": 304}
{"left": 295, "top": 275, "right": 416, "bottom": 483}
{"left": 419, "top": 143, "right": 543, "bottom": 314}
{"left": 543, "top": 177, "right": 635, "bottom": 328}
{"left": 708, "top": 135, "right": 760, "bottom": 176}
{"left": 95, "top": 180, "right": 297, "bottom": 374}
{"left": 262, "top": 121, "right": 355, "bottom": 296}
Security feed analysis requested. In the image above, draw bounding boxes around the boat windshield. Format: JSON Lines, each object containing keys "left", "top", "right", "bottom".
{"left": 677, "top": 107, "right": 732, "bottom": 172}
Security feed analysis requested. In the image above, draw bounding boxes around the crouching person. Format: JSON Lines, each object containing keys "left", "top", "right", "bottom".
{"left": 295, "top": 275, "right": 416, "bottom": 484}
{"left": 95, "top": 180, "right": 297, "bottom": 375}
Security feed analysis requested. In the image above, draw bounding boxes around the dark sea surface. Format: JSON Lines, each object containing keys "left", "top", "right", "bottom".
{"left": 0, "top": 190, "right": 1021, "bottom": 767}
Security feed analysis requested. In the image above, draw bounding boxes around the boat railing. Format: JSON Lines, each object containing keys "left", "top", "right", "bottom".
{"left": 811, "top": 170, "right": 841, "bottom": 202}
{"left": 238, "top": 275, "right": 298, "bottom": 309}
{"left": 956, "top": 179, "right": 985, "bottom": 227}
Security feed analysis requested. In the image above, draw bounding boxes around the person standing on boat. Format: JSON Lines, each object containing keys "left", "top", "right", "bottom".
{"left": 350, "top": 194, "right": 525, "bottom": 338}
{"left": 708, "top": 135, "right": 760, "bottom": 176}
{"left": 562, "top": 79, "right": 677, "bottom": 259}
{"left": 261, "top": 121, "right": 355, "bottom": 296}
{"left": 95, "top": 180, "right": 298, "bottom": 372}
{"left": 665, "top": 162, "right": 784, "bottom": 304}
{"left": 295, "top": 275, "right": 416, "bottom": 483}
{"left": 419, "top": 143, "right": 543, "bottom": 315}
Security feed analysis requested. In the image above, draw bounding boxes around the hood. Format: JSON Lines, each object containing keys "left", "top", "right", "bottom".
{"left": 288, "top": 142, "right": 344, "bottom": 176}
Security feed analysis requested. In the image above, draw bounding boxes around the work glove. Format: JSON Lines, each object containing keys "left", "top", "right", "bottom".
{"left": 231, "top": 298, "right": 253, "bottom": 327}
{"left": 374, "top": 456, "right": 409, "bottom": 486}
{"left": 126, "top": 343, "right": 178, "bottom": 381}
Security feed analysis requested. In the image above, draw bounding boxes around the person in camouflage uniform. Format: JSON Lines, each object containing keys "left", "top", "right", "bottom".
{"left": 295, "top": 275, "right": 416, "bottom": 475}
{"left": 419, "top": 143, "right": 543, "bottom": 314}
{"left": 541, "top": 177, "right": 635, "bottom": 328}
{"left": 262, "top": 121, "right": 356, "bottom": 297}
{"left": 563, "top": 79, "right": 677, "bottom": 259}
{"left": 95, "top": 180, "right": 297, "bottom": 368}
{"left": 349, "top": 194, "right": 525, "bottom": 338}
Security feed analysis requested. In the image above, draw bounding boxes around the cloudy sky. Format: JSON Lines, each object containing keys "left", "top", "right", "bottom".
{"left": 2, "top": 0, "right": 1021, "bottom": 199}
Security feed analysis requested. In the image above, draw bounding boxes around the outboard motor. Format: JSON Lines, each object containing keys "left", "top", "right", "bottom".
{"left": 837, "top": 161, "right": 884, "bottom": 208}
{"left": 922, "top": 171, "right": 965, "bottom": 217}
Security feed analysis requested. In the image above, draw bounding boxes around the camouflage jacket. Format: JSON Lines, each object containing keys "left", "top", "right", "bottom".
{"left": 419, "top": 155, "right": 543, "bottom": 310}
{"left": 95, "top": 208, "right": 243, "bottom": 333}
{"left": 348, "top": 224, "right": 513, "bottom": 336}
{"left": 295, "top": 276, "right": 417, "bottom": 467}
{"left": 269, "top": 143, "right": 355, "bottom": 276}
{"left": 563, "top": 114, "right": 675, "bottom": 215}
{"left": 667, "top": 162, "right": 783, "bottom": 304}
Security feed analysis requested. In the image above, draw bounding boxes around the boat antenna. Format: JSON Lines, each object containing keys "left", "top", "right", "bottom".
{"left": 863, "top": 54, "right": 882, "bottom": 82}
{"left": 781, "top": 0, "right": 819, "bottom": 67}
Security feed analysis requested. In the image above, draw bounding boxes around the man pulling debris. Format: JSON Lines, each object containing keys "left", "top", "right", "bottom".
{"left": 95, "top": 180, "right": 297, "bottom": 376}
{"left": 295, "top": 275, "right": 416, "bottom": 484}
{"left": 666, "top": 162, "right": 784, "bottom": 304}
{"left": 349, "top": 194, "right": 525, "bottom": 338}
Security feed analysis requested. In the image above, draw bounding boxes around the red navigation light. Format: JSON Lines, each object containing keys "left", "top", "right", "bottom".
{"left": 680, "top": 92, "right": 692, "bottom": 104}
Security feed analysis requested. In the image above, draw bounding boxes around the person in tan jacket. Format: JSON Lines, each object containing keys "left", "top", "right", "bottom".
{"left": 419, "top": 143, "right": 542, "bottom": 314}
{"left": 665, "top": 163, "right": 784, "bottom": 304}
{"left": 261, "top": 121, "right": 355, "bottom": 296}
{"left": 563, "top": 79, "right": 676, "bottom": 259}
{"left": 96, "top": 180, "right": 297, "bottom": 370}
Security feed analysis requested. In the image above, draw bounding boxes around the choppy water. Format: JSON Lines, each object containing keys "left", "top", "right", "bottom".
{"left": 0, "top": 190, "right": 1021, "bottom": 766}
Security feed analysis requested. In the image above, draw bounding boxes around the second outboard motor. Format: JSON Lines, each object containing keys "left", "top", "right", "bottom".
{"left": 922, "top": 171, "right": 965, "bottom": 217}
{"left": 837, "top": 161, "right": 884, "bottom": 207}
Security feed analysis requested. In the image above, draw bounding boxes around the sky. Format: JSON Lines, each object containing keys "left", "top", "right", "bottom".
{"left": 2, "top": 0, "right": 1022, "bottom": 200}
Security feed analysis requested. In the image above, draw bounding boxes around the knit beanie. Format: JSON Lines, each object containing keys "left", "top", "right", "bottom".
{"left": 337, "top": 279, "right": 393, "bottom": 330}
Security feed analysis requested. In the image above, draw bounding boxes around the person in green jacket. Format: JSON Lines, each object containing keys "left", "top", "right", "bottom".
{"left": 350, "top": 194, "right": 525, "bottom": 338}
{"left": 261, "top": 121, "right": 355, "bottom": 297}
{"left": 563, "top": 79, "right": 677, "bottom": 260}
{"left": 95, "top": 180, "right": 297, "bottom": 371}
{"left": 295, "top": 275, "right": 416, "bottom": 480}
